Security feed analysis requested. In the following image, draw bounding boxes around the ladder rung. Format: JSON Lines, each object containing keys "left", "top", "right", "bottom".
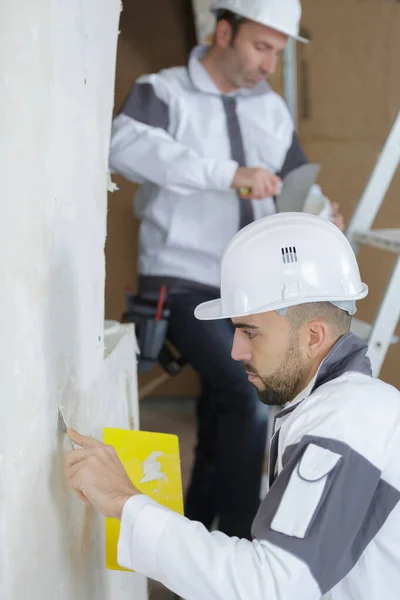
{"left": 353, "top": 229, "right": 400, "bottom": 254}
{"left": 351, "top": 317, "right": 399, "bottom": 344}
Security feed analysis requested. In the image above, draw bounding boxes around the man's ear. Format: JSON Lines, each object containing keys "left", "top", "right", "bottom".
{"left": 303, "top": 320, "right": 330, "bottom": 360}
{"left": 214, "top": 19, "right": 234, "bottom": 48}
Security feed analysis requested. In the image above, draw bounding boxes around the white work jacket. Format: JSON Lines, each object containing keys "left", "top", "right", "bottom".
{"left": 117, "top": 333, "right": 400, "bottom": 599}
{"left": 109, "top": 45, "right": 312, "bottom": 289}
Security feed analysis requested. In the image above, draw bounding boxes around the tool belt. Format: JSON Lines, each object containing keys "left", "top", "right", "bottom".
{"left": 121, "top": 286, "right": 186, "bottom": 376}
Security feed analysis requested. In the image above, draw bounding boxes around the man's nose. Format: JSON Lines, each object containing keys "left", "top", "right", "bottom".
{"left": 231, "top": 331, "right": 252, "bottom": 363}
{"left": 261, "top": 52, "right": 277, "bottom": 76}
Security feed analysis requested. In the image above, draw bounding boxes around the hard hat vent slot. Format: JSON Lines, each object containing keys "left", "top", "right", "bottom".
{"left": 281, "top": 246, "right": 298, "bottom": 264}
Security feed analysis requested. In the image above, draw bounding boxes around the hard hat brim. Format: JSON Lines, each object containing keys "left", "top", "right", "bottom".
{"left": 194, "top": 298, "right": 224, "bottom": 321}
{"left": 273, "top": 27, "right": 308, "bottom": 44}
{"left": 291, "top": 34, "right": 309, "bottom": 44}
{"left": 194, "top": 283, "right": 369, "bottom": 321}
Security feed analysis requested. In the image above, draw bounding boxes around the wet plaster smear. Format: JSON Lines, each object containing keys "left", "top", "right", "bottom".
{"left": 141, "top": 453, "right": 168, "bottom": 484}
{"left": 0, "top": 1, "right": 147, "bottom": 599}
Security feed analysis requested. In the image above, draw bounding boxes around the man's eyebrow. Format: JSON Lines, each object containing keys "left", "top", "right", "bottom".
{"left": 233, "top": 323, "right": 260, "bottom": 330}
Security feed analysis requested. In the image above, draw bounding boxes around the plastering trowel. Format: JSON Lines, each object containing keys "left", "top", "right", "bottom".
{"left": 240, "top": 163, "right": 320, "bottom": 211}
{"left": 276, "top": 163, "right": 320, "bottom": 212}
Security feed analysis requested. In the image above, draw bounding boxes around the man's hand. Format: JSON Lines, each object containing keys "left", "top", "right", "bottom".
{"left": 65, "top": 429, "right": 140, "bottom": 520}
{"left": 231, "top": 167, "right": 281, "bottom": 200}
{"left": 331, "top": 202, "right": 345, "bottom": 232}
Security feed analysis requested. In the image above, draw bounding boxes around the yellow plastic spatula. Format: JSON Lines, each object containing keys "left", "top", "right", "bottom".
{"left": 103, "top": 427, "right": 184, "bottom": 571}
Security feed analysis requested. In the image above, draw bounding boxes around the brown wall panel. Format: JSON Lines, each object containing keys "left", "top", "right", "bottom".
{"left": 299, "top": 0, "right": 400, "bottom": 138}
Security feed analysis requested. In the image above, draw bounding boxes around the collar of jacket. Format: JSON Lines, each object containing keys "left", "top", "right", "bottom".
{"left": 276, "top": 333, "right": 372, "bottom": 420}
{"left": 188, "top": 44, "right": 272, "bottom": 98}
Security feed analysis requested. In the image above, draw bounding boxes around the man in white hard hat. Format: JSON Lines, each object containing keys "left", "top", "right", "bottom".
{"left": 66, "top": 213, "right": 400, "bottom": 600}
{"left": 109, "top": 0, "right": 344, "bottom": 540}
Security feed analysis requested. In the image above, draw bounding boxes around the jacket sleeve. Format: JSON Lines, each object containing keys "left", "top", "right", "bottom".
{"left": 109, "top": 77, "right": 238, "bottom": 195}
{"left": 117, "top": 495, "right": 320, "bottom": 600}
{"left": 117, "top": 435, "right": 397, "bottom": 600}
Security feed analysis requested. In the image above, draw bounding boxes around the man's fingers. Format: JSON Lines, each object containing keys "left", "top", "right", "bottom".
{"left": 261, "top": 176, "right": 281, "bottom": 198}
{"left": 252, "top": 188, "right": 264, "bottom": 200}
{"left": 266, "top": 183, "right": 279, "bottom": 197}
{"left": 66, "top": 449, "right": 108, "bottom": 482}
{"left": 67, "top": 429, "right": 103, "bottom": 449}
{"left": 66, "top": 448, "right": 90, "bottom": 468}
{"left": 331, "top": 202, "right": 340, "bottom": 215}
{"left": 72, "top": 489, "right": 92, "bottom": 505}
{"left": 237, "top": 171, "right": 281, "bottom": 200}
{"left": 66, "top": 454, "right": 90, "bottom": 484}
{"left": 271, "top": 175, "right": 281, "bottom": 187}
{"left": 335, "top": 216, "right": 345, "bottom": 232}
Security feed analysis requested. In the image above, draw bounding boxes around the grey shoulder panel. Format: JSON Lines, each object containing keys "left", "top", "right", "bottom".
{"left": 277, "top": 131, "right": 308, "bottom": 179}
{"left": 252, "top": 435, "right": 400, "bottom": 595}
{"left": 120, "top": 82, "right": 169, "bottom": 131}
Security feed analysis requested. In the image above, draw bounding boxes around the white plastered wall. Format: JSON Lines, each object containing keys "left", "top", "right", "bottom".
{"left": 0, "top": 1, "right": 147, "bottom": 599}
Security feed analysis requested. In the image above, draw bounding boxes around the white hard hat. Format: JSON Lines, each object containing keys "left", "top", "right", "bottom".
{"left": 195, "top": 213, "right": 368, "bottom": 321}
{"left": 211, "top": 0, "right": 308, "bottom": 44}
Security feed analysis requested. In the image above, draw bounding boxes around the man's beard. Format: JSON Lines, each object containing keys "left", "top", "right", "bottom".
{"left": 244, "top": 335, "right": 307, "bottom": 407}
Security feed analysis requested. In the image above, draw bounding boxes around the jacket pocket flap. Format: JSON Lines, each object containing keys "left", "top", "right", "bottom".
{"left": 298, "top": 444, "right": 342, "bottom": 482}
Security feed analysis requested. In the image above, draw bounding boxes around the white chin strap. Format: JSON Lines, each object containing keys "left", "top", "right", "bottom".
{"left": 276, "top": 301, "right": 357, "bottom": 317}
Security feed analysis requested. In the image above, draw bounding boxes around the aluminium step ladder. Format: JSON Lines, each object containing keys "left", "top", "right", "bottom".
{"left": 347, "top": 111, "right": 400, "bottom": 377}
